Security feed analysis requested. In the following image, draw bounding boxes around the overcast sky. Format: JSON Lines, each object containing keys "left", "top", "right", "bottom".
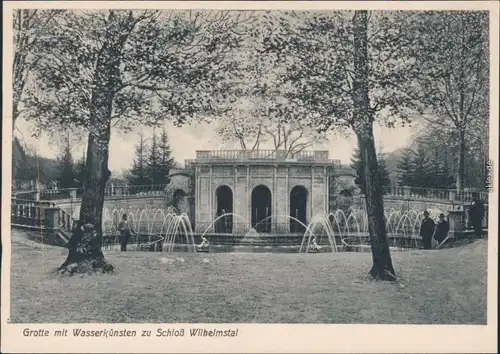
{"left": 14, "top": 117, "right": 417, "bottom": 176}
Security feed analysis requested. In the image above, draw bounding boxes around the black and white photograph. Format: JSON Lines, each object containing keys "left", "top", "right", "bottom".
{"left": 2, "top": 1, "right": 498, "bottom": 353}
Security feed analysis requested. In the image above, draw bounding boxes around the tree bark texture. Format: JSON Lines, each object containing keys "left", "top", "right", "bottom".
{"left": 12, "top": 10, "right": 31, "bottom": 131}
{"left": 456, "top": 129, "right": 466, "bottom": 191}
{"left": 352, "top": 11, "right": 396, "bottom": 281}
{"left": 60, "top": 12, "right": 132, "bottom": 274}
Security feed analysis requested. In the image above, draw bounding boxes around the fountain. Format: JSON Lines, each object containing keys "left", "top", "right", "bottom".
{"left": 99, "top": 205, "right": 445, "bottom": 254}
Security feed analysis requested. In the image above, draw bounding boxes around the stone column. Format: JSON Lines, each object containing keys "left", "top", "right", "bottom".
{"left": 209, "top": 166, "right": 213, "bottom": 218}
{"left": 233, "top": 165, "right": 238, "bottom": 234}
{"left": 324, "top": 166, "right": 328, "bottom": 213}
{"left": 273, "top": 165, "right": 277, "bottom": 231}
{"left": 447, "top": 210, "right": 466, "bottom": 239}
{"left": 44, "top": 207, "right": 61, "bottom": 230}
{"left": 449, "top": 190, "right": 457, "bottom": 201}
{"left": 246, "top": 165, "right": 250, "bottom": 230}
{"left": 69, "top": 188, "right": 77, "bottom": 200}
{"left": 285, "top": 166, "right": 290, "bottom": 233}
{"left": 195, "top": 166, "right": 201, "bottom": 232}
{"left": 309, "top": 166, "right": 314, "bottom": 223}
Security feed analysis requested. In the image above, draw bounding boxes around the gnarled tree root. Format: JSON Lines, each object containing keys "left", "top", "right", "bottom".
{"left": 369, "top": 264, "right": 397, "bottom": 281}
{"left": 58, "top": 236, "right": 114, "bottom": 276}
{"left": 58, "top": 257, "right": 114, "bottom": 276}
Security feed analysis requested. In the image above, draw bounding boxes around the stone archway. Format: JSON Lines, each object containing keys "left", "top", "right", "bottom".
{"left": 290, "top": 185, "right": 308, "bottom": 233}
{"left": 215, "top": 185, "right": 233, "bottom": 233}
{"left": 251, "top": 185, "right": 272, "bottom": 233}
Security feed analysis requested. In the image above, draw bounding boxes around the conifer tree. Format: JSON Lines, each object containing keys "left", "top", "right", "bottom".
{"left": 158, "top": 127, "right": 175, "bottom": 184}
{"left": 74, "top": 150, "right": 87, "bottom": 188}
{"left": 396, "top": 148, "right": 415, "bottom": 187}
{"left": 146, "top": 131, "right": 163, "bottom": 186}
{"left": 350, "top": 146, "right": 390, "bottom": 194}
{"left": 56, "top": 135, "right": 76, "bottom": 188}
{"left": 128, "top": 132, "right": 149, "bottom": 186}
{"left": 408, "top": 144, "right": 432, "bottom": 188}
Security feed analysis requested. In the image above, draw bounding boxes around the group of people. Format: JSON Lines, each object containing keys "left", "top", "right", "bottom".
{"left": 419, "top": 211, "right": 449, "bottom": 250}
{"left": 419, "top": 195, "right": 485, "bottom": 250}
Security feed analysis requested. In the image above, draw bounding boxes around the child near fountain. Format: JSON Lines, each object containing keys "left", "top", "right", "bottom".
{"left": 199, "top": 235, "right": 210, "bottom": 250}
{"left": 310, "top": 235, "right": 321, "bottom": 252}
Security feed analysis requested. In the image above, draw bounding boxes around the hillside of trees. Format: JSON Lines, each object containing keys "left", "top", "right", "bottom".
{"left": 382, "top": 128, "right": 488, "bottom": 190}
{"left": 12, "top": 137, "right": 59, "bottom": 189}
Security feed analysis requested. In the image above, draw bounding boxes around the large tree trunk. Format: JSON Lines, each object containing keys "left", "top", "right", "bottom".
{"left": 456, "top": 129, "right": 466, "bottom": 191}
{"left": 59, "top": 12, "right": 129, "bottom": 275}
{"left": 352, "top": 10, "right": 396, "bottom": 281}
{"left": 12, "top": 10, "right": 30, "bottom": 132}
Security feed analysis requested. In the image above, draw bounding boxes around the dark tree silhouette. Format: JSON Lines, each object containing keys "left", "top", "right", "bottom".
{"left": 257, "top": 10, "right": 426, "bottom": 280}
{"left": 127, "top": 132, "right": 149, "bottom": 186}
{"left": 351, "top": 146, "right": 390, "bottom": 194}
{"left": 24, "top": 10, "right": 253, "bottom": 274}
{"left": 408, "top": 11, "right": 489, "bottom": 191}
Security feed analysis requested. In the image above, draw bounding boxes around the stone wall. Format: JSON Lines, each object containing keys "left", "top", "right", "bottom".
{"left": 195, "top": 164, "right": 331, "bottom": 233}
{"left": 58, "top": 196, "right": 170, "bottom": 215}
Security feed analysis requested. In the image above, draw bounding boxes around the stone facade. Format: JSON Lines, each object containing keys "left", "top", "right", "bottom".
{"left": 169, "top": 150, "right": 357, "bottom": 234}
{"left": 164, "top": 169, "right": 194, "bottom": 216}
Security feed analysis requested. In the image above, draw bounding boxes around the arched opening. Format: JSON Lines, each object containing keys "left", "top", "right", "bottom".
{"left": 173, "top": 189, "right": 188, "bottom": 214}
{"left": 251, "top": 185, "right": 272, "bottom": 233}
{"left": 215, "top": 185, "right": 233, "bottom": 233}
{"left": 290, "top": 186, "right": 308, "bottom": 233}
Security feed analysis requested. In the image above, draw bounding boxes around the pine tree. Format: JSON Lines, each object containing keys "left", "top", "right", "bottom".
{"left": 146, "top": 131, "right": 163, "bottom": 186}
{"left": 396, "top": 148, "right": 414, "bottom": 187}
{"left": 12, "top": 137, "right": 37, "bottom": 187}
{"left": 350, "top": 146, "right": 391, "bottom": 194}
{"left": 377, "top": 148, "right": 391, "bottom": 190}
{"left": 159, "top": 128, "right": 175, "bottom": 184}
{"left": 409, "top": 144, "right": 432, "bottom": 188}
{"left": 127, "top": 132, "right": 149, "bottom": 186}
{"left": 350, "top": 147, "right": 364, "bottom": 192}
{"left": 74, "top": 150, "right": 87, "bottom": 188}
{"left": 56, "top": 135, "right": 76, "bottom": 188}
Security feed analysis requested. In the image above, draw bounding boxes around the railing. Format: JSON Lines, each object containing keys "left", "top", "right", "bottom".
{"left": 13, "top": 185, "right": 488, "bottom": 205}
{"left": 11, "top": 199, "right": 56, "bottom": 227}
{"left": 382, "top": 186, "right": 489, "bottom": 203}
{"left": 15, "top": 188, "right": 79, "bottom": 201}
{"left": 11, "top": 197, "right": 74, "bottom": 246}
{"left": 12, "top": 184, "right": 169, "bottom": 202}
{"left": 190, "top": 150, "right": 341, "bottom": 165}
{"left": 57, "top": 208, "right": 74, "bottom": 235}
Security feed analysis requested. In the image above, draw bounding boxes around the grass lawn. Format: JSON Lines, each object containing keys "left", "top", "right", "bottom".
{"left": 8, "top": 228, "right": 487, "bottom": 324}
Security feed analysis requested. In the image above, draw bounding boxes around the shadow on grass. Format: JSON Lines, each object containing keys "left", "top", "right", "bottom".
{"left": 8, "top": 228, "right": 487, "bottom": 324}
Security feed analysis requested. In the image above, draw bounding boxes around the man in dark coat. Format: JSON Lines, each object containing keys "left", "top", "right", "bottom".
{"left": 117, "top": 214, "right": 132, "bottom": 251}
{"left": 420, "top": 210, "right": 435, "bottom": 250}
{"left": 469, "top": 194, "right": 485, "bottom": 238}
{"left": 433, "top": 213, "right": 449, "bottom": 245}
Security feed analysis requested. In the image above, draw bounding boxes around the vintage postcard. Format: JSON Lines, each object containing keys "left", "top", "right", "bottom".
{"left": 1, "top": 1, "right": 498, "bottom": 353}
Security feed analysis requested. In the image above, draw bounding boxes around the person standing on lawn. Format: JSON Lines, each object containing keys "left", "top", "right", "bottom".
{"left": 117, "top": 214, "right": 132, "bottom": 252}
{"left": 469, "top": 194, "right": 485, "bottom": 238}
{"left": 433, "top": 213, "right": 449, "bottom": 246}
{"left": 420, "top": 210, "right": 435, "bottom": 250}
